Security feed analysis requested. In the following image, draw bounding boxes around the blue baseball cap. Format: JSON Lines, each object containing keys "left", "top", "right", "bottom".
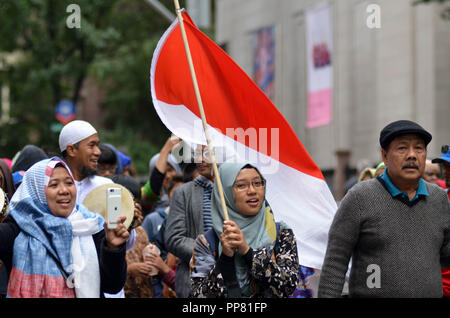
{"left": 432, "top": 147, "right": 450, "bottom": 164}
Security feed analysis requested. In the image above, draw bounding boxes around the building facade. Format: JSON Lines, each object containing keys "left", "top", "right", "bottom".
{"left": 215, "top": 0, "right": 450, "bottom": 199}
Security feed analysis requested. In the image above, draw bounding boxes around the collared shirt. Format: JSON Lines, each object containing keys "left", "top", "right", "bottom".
{"left": 379, "top": 168, "right": 429, "bottom": 203}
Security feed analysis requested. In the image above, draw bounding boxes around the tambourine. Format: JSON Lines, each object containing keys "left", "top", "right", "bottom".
{"left": 82, "top": 183, "right": 138, "bottom": 231}
{"left": 0, "top": 188, "right": 8, "bottom": 222}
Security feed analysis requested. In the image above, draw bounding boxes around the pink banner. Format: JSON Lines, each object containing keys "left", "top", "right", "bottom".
{"left": 306, "top": 4, "right": 333, "bottom": 129}
{"left": 307, "top": 89, "right": 332, "bottom": 129}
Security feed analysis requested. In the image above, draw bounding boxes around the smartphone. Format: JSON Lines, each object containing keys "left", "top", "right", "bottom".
{"left": 106, "top": 187, "right": 122, "bottom": 229}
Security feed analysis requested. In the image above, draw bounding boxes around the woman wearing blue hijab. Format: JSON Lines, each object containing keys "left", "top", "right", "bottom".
{"left": 0, "top": 157, "right": 129, "bottom": 298}
{"left": 190, "top": 162, "right": 299, "bottom": 297}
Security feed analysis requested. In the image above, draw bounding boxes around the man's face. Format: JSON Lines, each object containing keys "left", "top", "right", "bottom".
{"left": 97, "top": 163, "right": 116, "bottom": 178}
{"left": 194, "top": 145, "right": 213, "bottom": 178}
{"left": 162, "top": 163, "right": 177, "bottom": 193}
{"left": 423, "top": 162, "right": 441, "bottom": 183}
{"left": 72, "top": 134, "right": 101, "bottom": 176}
{"left": 444, "top": 162, "right": 450, "bottom": 188}
{"left": 382, "top": 134, "right": 427, "bottom": 185}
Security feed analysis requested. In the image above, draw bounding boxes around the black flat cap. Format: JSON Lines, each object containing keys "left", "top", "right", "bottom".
{"left": 379, "top": 120, "right": 432, "bottom": 150}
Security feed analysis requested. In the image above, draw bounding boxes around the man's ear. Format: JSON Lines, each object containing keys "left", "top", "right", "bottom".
{"left": 381, "top": 148, "right": 388, "bottom": 165}
{"left": 66, "top": 144, "right": 77, "bottom": 158}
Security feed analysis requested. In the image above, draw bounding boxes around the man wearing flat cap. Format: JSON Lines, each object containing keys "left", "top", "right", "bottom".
{"left": 319, "top": 120, "right": 450, "bottom": 298}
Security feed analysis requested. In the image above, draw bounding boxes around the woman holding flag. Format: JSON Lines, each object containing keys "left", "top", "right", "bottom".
{"left": 190, "top": 162, "right": 299, "bottom": 298}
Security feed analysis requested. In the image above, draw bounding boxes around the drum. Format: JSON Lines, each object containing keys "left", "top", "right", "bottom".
{"left": 82, "top": 183, "right": 138, "bottom": 230}
{"left": 0, "top": 188, "right": 8, "bottom": 222}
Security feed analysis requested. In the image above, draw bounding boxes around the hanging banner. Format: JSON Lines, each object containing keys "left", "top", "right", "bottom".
{"left": 306, "top": 3, "right": 333, "bottom": 128}
{"left": 253, "top": 26, "right": 275, "bottom": 101}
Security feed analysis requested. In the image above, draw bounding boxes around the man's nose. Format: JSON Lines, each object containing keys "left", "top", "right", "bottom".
{"left": 93, "top": 145, "right": 101, "bottom": 156}
{"left": 406, "top": 146, "right": 418, "bottom": 160}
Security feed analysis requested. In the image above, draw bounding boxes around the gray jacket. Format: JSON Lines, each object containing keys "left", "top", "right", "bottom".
{"left": 164, "top": 181, "right": 204, "bottom": 298}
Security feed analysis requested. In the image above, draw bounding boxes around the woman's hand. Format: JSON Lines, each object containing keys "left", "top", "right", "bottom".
{"left": 104, "top": 215, "right": 130, "bottom": 249}
{"left": 220, "top": 220, "right": 250, "bottom": 257}
{"left": 146, "top": 253, "right": 171, "bottom": 276}
{"left": 128, "top": 262, "right": 153, "bottom": 278}
{"left": 134, "top": 202, "right": 143, "bottom": 226}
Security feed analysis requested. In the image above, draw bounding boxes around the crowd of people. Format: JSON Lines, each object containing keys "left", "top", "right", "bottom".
{"left": 0, "top": 118, "right": 449, "bottom": 298}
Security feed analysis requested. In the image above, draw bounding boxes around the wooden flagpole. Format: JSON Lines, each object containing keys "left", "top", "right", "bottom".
{"left": 173, "top": 0, "right": 229, "bottom": 221}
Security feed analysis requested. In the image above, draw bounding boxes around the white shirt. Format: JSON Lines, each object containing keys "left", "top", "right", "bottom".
{"left": 75, "top": 175, "right": 113, "bottom": 205}
{"left": 74, "top": 175, "right": 136, "bottom": 298}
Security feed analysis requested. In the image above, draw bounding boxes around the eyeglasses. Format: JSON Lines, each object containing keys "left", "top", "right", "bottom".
{"left": 233, "top": 179, "right": 266, "bottom": 191}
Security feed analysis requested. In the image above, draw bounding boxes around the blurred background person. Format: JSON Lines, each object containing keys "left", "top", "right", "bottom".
{"left": 11, "top": 145, "right": 49, "bottom": 188}
{"left": 432, "top": 145, "right": 450, "bottom": 298}
{"left": 423, "top": 159, "right": 442, "bottom": 184}
{"left": 164, "top": 144, "right": 216, "bottom": 298}
{"left": 432, "top": 145, "right": 450, "bottom": 198}
{"left": 344, "top": 158, "right": 371, "bottom": 195}
{"left": 141, "top": 136, "right": 182, "bottom": 215}
{"left": 110, "top": 174, "right": 153, "bottom": 298}
{"left": 0, "top": 158, "right": 16, "bottom": 298}
{"left": 374, "top": 162, "right": 386, "bottom": 177}
{"left": 358, "top": 167, "right": 376, "bottom": 182}
{"left": 142, "top": 175, "right": 184, "bottom": 298}
{"left": 97, "top": 144, "right": 118, "bottom": 178}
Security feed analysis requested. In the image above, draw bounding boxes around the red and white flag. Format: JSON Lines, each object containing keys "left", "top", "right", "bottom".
{"left": 150, "top": 12, "right": 337, "bottom": 269}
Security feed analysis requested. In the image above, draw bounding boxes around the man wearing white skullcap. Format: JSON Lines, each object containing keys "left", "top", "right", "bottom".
{"left": 59, "top": 120, "right": 111, "bottom": 203}
{"left": 59, "top": 119, "right": 139, "bottom": 298}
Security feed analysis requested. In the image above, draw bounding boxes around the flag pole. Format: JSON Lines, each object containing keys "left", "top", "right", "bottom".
{"left": 173, "top": 0, "right": 230, "bottom": 221}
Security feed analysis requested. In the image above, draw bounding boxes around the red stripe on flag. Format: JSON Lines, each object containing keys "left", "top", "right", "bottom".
{"left": 153, "top": 12, "right": 324, "bottom": 180}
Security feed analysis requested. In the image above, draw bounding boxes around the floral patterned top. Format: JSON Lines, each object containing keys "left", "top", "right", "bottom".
{"left": 190, "top": 223, "right": 299, "bottom": 298}
{"left": 124, "top": 226, "right": 153, "bottom": 298}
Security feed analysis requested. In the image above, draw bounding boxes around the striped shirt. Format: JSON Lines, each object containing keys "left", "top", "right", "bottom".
{"left": 194, "top": 176, "right": 214, "bottom": 232}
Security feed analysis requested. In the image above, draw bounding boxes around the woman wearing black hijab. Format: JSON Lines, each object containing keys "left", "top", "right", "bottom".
{"left": 0, "top": 158, "right": 16, "bottom": 201}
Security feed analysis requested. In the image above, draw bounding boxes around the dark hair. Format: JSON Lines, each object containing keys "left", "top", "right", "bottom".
{"left": 55, "top": 162, "right": 66, "bottom": 169}
{"left": 98, "top": 144, "right": 118, "bottom": 165}
{"left": 182, "top": 163, "right": 198, "bottom": 182}
{"left": 167, "top": 175, "right": 184, "bottom": 195}
{"left": 241, "top": 164, "right": 264, "bottom": 180}
{"left": 61, "top": 143, "right": 79, "bottom": 159}
{"left": 111, "top": 174, "right": 141, "bottom": 201}
{"left": 13, "top": 145, "right": 49, "bottom": 172}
